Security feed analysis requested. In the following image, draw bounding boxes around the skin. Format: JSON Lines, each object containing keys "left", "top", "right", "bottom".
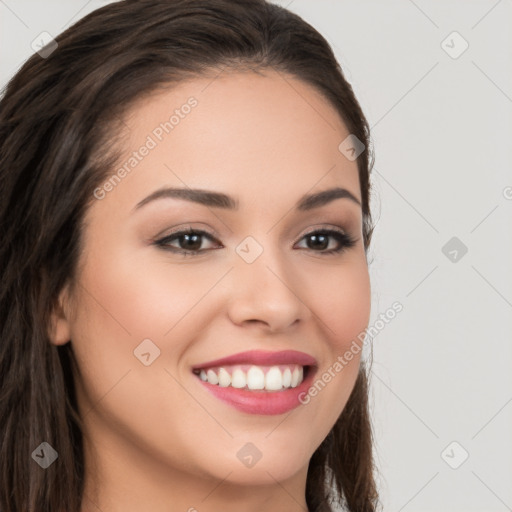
{"left": 50, "top": 69, "right": 371, "bottom": 512}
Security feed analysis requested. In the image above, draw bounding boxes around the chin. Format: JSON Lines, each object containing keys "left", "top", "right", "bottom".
{"left": 201, "top": 436, "right": 313, "bottom": 485}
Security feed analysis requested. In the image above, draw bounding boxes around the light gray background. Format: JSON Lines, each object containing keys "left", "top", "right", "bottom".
{"left": 1, "top": 1, "right": 511, "bottom": 511}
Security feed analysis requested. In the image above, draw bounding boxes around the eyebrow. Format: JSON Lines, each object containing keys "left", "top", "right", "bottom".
{"left": 132, "top": 186, "right": 361, "bottom": 213}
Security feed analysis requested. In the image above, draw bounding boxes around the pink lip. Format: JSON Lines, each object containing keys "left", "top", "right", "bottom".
{"left": 192, "top": 349, "right": 317, "bottom": 370}
{"left": 192, "top": 350, "right": 318, "bottom": 416}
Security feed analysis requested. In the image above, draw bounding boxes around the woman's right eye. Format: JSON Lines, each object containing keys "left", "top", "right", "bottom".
{"left": 154, "top": 229, "right": 221, "bottom": 256}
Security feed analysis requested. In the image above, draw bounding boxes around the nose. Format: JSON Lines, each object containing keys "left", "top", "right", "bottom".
{"left": 226, "top": 249, "right": 310, "bottom": 333}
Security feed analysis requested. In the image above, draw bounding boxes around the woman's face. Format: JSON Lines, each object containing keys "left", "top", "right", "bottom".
{"left": 52, "top": 70, "right": 370, "bottom": 495}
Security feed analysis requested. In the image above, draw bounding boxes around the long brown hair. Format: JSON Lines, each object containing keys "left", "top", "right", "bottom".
{"left": 0, "top": 1, "right": 378, "bottom": 510}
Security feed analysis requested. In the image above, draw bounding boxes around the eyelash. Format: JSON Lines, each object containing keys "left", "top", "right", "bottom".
{"left": 154, "top": 227, "right": 357, "bottom": 257}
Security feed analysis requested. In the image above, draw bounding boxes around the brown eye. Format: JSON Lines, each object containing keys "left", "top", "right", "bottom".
{"left": 155, "top": 229, "right": 220, "bottom": 256}
{"left": 295, "top": 229, "right": 357, "bottom": 255}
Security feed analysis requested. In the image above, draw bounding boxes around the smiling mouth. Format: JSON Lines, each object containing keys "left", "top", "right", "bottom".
{"left": 192, "top": 364, "right": 311, "bottom": 391}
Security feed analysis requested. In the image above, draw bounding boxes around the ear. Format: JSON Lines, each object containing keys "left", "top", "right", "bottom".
{"left": 48, "top": 285, "right": 72, "bottom": 346}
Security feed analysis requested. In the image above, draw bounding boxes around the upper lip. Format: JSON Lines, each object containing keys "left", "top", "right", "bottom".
{"left": 192, "top": 350, "right": 317, "bottom": 370}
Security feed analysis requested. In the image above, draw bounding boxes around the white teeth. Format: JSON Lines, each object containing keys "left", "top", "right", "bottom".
{"left": 231, "top": 368, "right": 246, "bottom": 388}
{"left": 196, "top": 364, "right": 306, "bottom": 391}
{"left": 206, "top": 369, "right": 219, "bottom": 385}
{"left": 218, "top": 367, "right": 231, "bottom": 387}
{"left": 282, "top": 367, "right": 292, "bottom": 388}
{"left": 291, "top": 366, "right": 301, "bottom": 388}
{"left": 265, "top": 366, "right": 283, "bottom": 390}
{"left": 247, "top": 366, "right": 265, "bottom": 390}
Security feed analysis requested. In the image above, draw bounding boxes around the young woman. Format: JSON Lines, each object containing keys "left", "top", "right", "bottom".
{"left": 0, "top": 1, "right": 378, "bottom": 511}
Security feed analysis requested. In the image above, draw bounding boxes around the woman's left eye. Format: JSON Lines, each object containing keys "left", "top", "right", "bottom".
{"left": 154, "top": 228, "right": 357, "bottom": 257}
{"left": 295, "top": 228, "right": 357, "bottom": 255}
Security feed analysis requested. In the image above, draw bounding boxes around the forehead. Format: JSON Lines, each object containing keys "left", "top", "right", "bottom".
{"left": 94, "top": 69, "right": 361, "bottom": 216}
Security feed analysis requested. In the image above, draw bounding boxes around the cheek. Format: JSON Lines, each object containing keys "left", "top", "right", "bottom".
{"left": 315, "top": 256, "right": 371, "bottom": 350}
{"left": 298, "top": 256, "right": 370, "bottom": 433}
{"left": 68, "top": 244, "right": 227, "bottom": 410}
{"left": 75, "top": 243, "right": 216, "bottom": 342}
{"left": 67, "top": 251, "right": 233, "bottom": 475}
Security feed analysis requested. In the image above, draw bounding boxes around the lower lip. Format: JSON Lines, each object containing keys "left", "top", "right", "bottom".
{"left": 195, "top": 367, "right": 316, "bottom": 415}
